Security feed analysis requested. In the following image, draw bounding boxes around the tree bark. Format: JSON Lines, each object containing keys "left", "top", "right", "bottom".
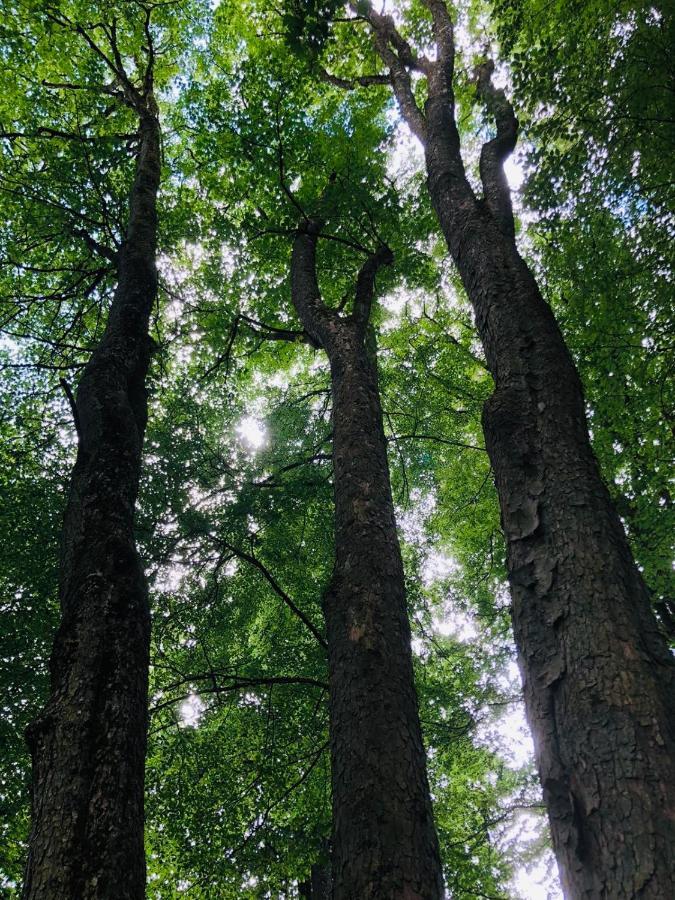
{"left": 360, "top": 3, "right": 675, "bottom": 897}
{"left": 23, "top": 103, "right": 160, "bottom": 900}
{"left": 291, "top": 222, "right": 444, "bottom": 899}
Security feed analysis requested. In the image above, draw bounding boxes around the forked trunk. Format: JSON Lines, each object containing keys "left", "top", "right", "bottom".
{"left": 443, "top": 198, "right": 675, "bottom": 899}
{"left": 23, "top": 109, "right": 160, "bottom": 900}
{"left": 291, "top": 223, "right": 444, "bottom": 899}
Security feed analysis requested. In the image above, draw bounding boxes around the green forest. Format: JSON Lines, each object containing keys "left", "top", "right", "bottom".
{"left": 0, "top": 1, "right": 673, "bottom": 898}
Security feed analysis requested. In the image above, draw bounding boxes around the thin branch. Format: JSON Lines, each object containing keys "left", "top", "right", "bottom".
{"left": 252, "top": 451, "right": 332, "bottom": 488}
{"left": 318, "top": 67, "right": 390, "bottom": 91}
{"left": 70, "top": 227, "right": 118, "bottom": 263}
{"left": 200, "top": 312, "right": 317, "bottom": 383}
{"left": 220, "top": 540, "right": 328, "bottom": 651}
{"left": 389, "top": 432, "right": 486, "bottom": 453}
{"left": 275, "top": 102, "right": 308, "bottom": 220}
{"left": 59, "top": 377, "right": 82, "bottom": 441}
{"left": 151, "top": 674, "right": 328, "bottom": 716}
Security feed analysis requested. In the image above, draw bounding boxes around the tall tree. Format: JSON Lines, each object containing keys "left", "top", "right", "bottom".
{"left": 290, "top": 218, "right": 444, "bottom": 897}
{"left": 307, "top": 1, "right": 675, "bottom": 896}
{"left": 136, "top": 169, "right": 523, "bottom": 898}
{"left": 491, "top": 0, "right": 675, "bottom": 634}
{"left": 0, "top": 3, "right": 172, "bottom": 895}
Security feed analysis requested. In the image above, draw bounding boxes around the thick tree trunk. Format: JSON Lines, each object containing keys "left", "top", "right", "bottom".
{"left": 325, "top": 335, "right": 442, "bottom": 898}
{"left": 359, "top": 3, "right": 675, "bottom": 890}
{"left": 424, "top": 52, "right": 675, "bottom": 900}
{"left": 23, "top": 109, "right": 160, "bottom": 900}
{"left": 438, "top": 197, "right": 675, "bottom": 900}
{"left": 291, "top": 225, "right": 444, "bottom": 899}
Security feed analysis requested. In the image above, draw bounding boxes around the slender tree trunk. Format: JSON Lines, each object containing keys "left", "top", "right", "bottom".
{"left": 291, "top": 222, "right": 444, "bottom": 899}
{"left": 360, "top": 3, "right": 675, "bottom": 895}
{"left": 23, "top": 105, "right": 160, "bottom": 900}
{"left": 299, "top": 859, "right": 331, "bottom": 899}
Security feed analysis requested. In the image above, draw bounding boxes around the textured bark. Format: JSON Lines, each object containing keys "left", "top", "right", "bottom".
{"left": 361, "top": 3, "right": 675, "bottom": 897}
{"left": 291, "top": 223, "right": 444, "bottom": 899}
{"left": 23, "top": 103, "right": 160, "bottom": 900}
{"left": 299, "top": 860, "right": 332, "bottom": 899}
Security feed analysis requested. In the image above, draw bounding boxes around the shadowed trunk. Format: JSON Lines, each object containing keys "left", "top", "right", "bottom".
{"left": 23, "top": 102, "right": 160, "bottom": 900}
{"left": 291, "top": 221, "right": 444, "bottom": 899}
{"left": 359, "top": 2, "right": 675, "bottom": 896}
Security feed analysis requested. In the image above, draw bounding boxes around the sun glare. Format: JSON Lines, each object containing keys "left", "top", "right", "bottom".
{"left": 236, "top": 416, "right": 266, "bottom": 450}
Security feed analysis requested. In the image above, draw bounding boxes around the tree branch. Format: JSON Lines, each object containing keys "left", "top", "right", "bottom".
{"left": 275, "top": 103, "right": 309, "bottom": 220}
{"left": 476, "top": 60, "right": 518, "bottom": 238}
{"left": 318, "top": 67, "right": 390, "bottom": 91}
{"left": 70, "top": 227, "right": 119, "bottom": 263}
{"left": 151, "top": 673, "right": 328, "bottom": 716}
{"left": 421, "top": 0, "right": 455, "bottom": 83}
{"left": 220, "top": 540, "right": 328, "bottom": 651}
{"left": 291, "top": 219, "right": 338, "bottom": 350}
{"left": 358, "top": 3, "right": 428, "bottom": 142}
{"left": 352, "top": 244, "right": 393, "bottom": 331}
{"left": 388, "top": 432, "right": 486, "bottom": 453}
{"left": 59, "top": 377, "right": 82, "bottom": 441}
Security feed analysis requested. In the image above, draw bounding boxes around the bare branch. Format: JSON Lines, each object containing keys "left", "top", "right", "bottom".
{"left": 0, "top": 126, "right": 134, "bottom": 143}
{"left": 318, "top": 67, "right": 390, "bottom": 91}
{"left": 476, "top": 60, "right": 518, "bottom": 237}
{"left": 388, "top": 432, "right": 486, "bottom": 453}
{"left": 421, "top": 0, "right": 455, "bottom": 83}
{"left": 220, "top": 540, "right": 328, "bottom": 651}
{"left": 141, "top": 4, "right": 156, "bottom": 99}
{"left": 200, "top": 312, "right": 318, "bottom": 383}
{"left": 275, "top": 103, "right": 309, "bottom": 220}
{"left": 151, "top": 673, "right": 328, "bottom": 716}
{"left": 59, "top": 378, "right": 82, "bottom": 441}
{"left": 357, "top": 3, "right": 428, "bottom": 142}
{"left": 70, "top": 227, "right": 118, "bottom": 263}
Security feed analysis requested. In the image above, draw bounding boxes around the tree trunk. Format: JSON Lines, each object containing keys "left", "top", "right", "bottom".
{"left": 441, "top": 198, "right": 675, "bottom": 900}
{"left": 23, "top": 107, "right": 160, "bottom": 900}
{"left": 291, "top": 223, "right": 444, "bottom": 899}
{"left": 298, "top": 859, "right": 331, "bottom": 899}
{"left": 359, "top": 3, "right": 675, "bottom": 895}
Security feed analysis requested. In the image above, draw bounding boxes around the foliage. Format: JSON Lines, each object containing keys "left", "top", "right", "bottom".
{"left": 1, "top": 1, "right": 671, "bottom": 897}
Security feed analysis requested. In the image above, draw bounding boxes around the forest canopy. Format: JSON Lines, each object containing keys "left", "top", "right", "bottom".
{"left": 1, "top": 1, "right": 673, "bottom": 898}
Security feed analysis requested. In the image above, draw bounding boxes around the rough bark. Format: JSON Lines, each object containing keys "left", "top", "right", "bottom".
{"left": 291, "top": 222, "right": 444, "bottom": 899}
{"left": 299, "top": 859, "right": 332, "bottom": 899}
{"left": 359, "top": 3, "right": 675, "bottom": 897}
{"left": 23, "top": 100, "right": 160, "bottom": 900}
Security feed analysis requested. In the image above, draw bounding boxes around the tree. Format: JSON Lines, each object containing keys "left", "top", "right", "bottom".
{"left": 303, "top": 1, "right": 675, "bottom": 896}
{"left": 290, "top": 218, "right": 444, "bottom": 897}
{"left": 0, "top": 2, "right": 179, "bottom": 895}
{"left": 2, "top": 2, "right": 672, "bottom": 897}
{"left": 137, "top": 16, "right": 528, "bottom": 894}
{"left": 491, "top": 0, "right": 675, "bottom": 635}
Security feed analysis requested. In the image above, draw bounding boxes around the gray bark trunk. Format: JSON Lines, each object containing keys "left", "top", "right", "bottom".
{"left": 360, "top": 3, "right": 675, "bottom": 894}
